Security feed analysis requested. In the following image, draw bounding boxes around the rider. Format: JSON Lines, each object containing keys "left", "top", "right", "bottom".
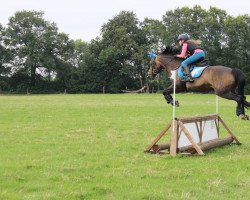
{"left": 176, "top": 33, "right": 205, "bottom": 82}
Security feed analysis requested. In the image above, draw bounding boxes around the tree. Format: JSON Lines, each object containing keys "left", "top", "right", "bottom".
{"left": 70, "top": 39, "right": 89, "bottom": 69}
{"left": 141, "top": 18, "right": 166, "bottom": 52}
{"left": 223, "top": 15, "right": 250, "bottom": 92}
{"left": 162, "top": 6, "right": 208, "bottom": 46}
{"left": 202, "top": 7, "right": 228, "bottom": 64}
{"left": 156, "top": 6, "right": 250, "bottom": 92}
{"left": 5, "top": 11, "right": 48, "bottom": 87}
{"left": 4, "top": 10, "right": 74, "bottom": 92}
{"left": 0, "top": 24, "right": 12, "bottom": 91}
{"left": 1, "top": 7, "right": 249, "bottom": 94}
{"left": 40, "top": 31, "right": 75, "bottom": 90}
{"left": 162, "top": 6, "right": 228, "bottom": 64}
{"left": 89, "top": 11, "right": 149, "bottom": 92}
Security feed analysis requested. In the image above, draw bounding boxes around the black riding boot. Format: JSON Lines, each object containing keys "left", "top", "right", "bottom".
{"left": 182, "top": 66, "right": 194, "bottom": 82}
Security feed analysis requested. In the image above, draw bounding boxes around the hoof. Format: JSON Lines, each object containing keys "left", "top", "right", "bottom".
{"left": 171, "top": 100, "right": 179, "bottom": 107}
{"left": 239, "top": 114, "right": 249, "bottom": 120}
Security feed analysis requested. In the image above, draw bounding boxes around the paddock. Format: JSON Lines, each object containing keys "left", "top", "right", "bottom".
{"left": 0, "top": 94, "right": 249, "bottom": 199}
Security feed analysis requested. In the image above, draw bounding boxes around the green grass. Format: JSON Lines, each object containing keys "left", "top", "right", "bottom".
{"left": 0, "top": 93, "right": 249, "bottom": 200}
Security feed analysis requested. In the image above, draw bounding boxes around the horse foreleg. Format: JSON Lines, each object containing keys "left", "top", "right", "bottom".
{"left": 163, "top": 84, "right": 182, "bottom": 107}
{"left": 163, "top": 85, "right": 173, "bottom": 104}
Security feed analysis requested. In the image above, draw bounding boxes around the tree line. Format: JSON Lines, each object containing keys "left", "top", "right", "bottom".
{"left": 0, "top": 6, "right": 249, "bottom": 94}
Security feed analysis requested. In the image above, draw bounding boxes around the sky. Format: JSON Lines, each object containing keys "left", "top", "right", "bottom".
{"left": 0, "top": 0, "right": 249, "bottom": 41}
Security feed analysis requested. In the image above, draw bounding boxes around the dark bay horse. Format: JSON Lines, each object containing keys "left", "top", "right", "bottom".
{"left": 148, "top": 47, "right": 250, "bottom": 120}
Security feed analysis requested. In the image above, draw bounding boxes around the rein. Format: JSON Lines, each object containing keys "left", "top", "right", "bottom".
{"left": 161, "top": 57, "right": 179, "bottom": 71}
{"left": 155, "top": 56, "right": 180, "bottom": 80}
{"left": 149, "top": 56, "right": 180, "bottom": 77}
{"left": 163, "top": 57, "right": 179, "bottom": 80}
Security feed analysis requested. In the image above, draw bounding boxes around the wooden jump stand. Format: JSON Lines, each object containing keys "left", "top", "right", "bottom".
{"left": 144, "top": 114, "right": 241, "bottom": 156}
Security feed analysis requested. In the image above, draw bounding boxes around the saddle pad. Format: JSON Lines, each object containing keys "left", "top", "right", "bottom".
{"left": 177, "top": 66, "right": 208, "bottom": 79}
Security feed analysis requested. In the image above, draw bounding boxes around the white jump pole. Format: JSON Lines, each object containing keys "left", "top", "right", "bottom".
{"left": 169, "top": 70, "right": 178, "bottom": 155}
{"left": 216, "top": 95, "right": 219, "bottom": 114}
{"left": 172, "top": 70, "right": 176, "bottom": 131}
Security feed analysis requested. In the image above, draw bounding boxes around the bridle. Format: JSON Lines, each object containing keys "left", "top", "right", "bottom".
{"left": 149, "top": 56, "right": 178, "bottom": 76}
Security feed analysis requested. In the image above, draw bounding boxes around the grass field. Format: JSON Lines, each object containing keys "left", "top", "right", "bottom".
{"left": 0, "top": 93, "right": 249, "bottom": 200}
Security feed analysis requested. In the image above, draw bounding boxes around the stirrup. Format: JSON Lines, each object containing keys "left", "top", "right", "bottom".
{"left": 181, "top": 77, "right": 194, "bottom": 82}
{"left": 187, "top": 79, "right": 194, "bottom": 82}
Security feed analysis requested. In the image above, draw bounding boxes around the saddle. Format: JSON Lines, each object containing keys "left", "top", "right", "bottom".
{"left": 177, "top": 59, "right": 209, "bottom": 79}
{"left": 189, "top": 59, "right": 209, "bottom": 71}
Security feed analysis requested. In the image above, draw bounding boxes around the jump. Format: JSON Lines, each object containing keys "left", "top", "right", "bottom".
{"left": 147, "top": 46, "right": 250, "bottom": 120}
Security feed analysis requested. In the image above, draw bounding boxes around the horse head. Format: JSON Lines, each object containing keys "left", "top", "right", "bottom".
{"left": 147, "top": 57, "right": 163, "bottom": 79}
{"left": 147, "top": 47, "right": 181, "bottom": 79}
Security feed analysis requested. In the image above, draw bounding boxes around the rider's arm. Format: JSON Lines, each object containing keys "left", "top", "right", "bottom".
{"left": 176, "top": 43, "right": 188, "bottom": 58}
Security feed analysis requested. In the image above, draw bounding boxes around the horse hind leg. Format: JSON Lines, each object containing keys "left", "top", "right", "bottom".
{"left": 234, "top": 70, "right": 249, "bottom": 119}
{"left": 243, "top": 96, "right": 250, "bottom": 108}
{"left": 233, "top": 68, "right": 250, "bottom": 111}
{"left": 236, "top": 101, "right": 249, "bottom": 120}
{"left": 237, "top": 96, "right": 249, "bottom": 120}
{"left": 216, "top": 91, "right": 249, "bottom": 120}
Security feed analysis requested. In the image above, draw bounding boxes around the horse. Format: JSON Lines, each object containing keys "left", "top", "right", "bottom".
{"left": 147, "top": 47, "right": 250, "bottom": 120}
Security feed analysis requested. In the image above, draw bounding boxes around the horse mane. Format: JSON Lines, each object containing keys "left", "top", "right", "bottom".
{"left": 160, "top": 46, "right": 179, "bottom": 56}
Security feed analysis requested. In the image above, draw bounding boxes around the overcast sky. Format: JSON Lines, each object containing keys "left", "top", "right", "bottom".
{"left": 1, "top": 0, "right": 249, "bottom": 41}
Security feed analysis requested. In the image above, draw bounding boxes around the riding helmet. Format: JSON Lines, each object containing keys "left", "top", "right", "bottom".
{"left": 177, "top": 33, "right": 190, "bottom": 41}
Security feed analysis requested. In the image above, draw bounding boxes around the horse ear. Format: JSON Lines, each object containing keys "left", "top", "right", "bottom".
{"left": 162, "top": 47, "right": 171, "bottom": 54}
{"left": 172, "top": 46, "right": 180, "bottom": 54}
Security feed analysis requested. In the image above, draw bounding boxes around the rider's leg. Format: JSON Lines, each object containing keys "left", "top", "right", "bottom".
{"left": 182, "top": 65, "right": 193, "bottom": 82}
{"left": 181, "top": 52, "right": 205, "bottom": 82}
{"left": 184, "top": 52, "right": 205, "bottom": 64}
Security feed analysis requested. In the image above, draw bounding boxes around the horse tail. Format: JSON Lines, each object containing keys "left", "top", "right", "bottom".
{"left": 232, "top": 68, "right": 250, "bottom": 108}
